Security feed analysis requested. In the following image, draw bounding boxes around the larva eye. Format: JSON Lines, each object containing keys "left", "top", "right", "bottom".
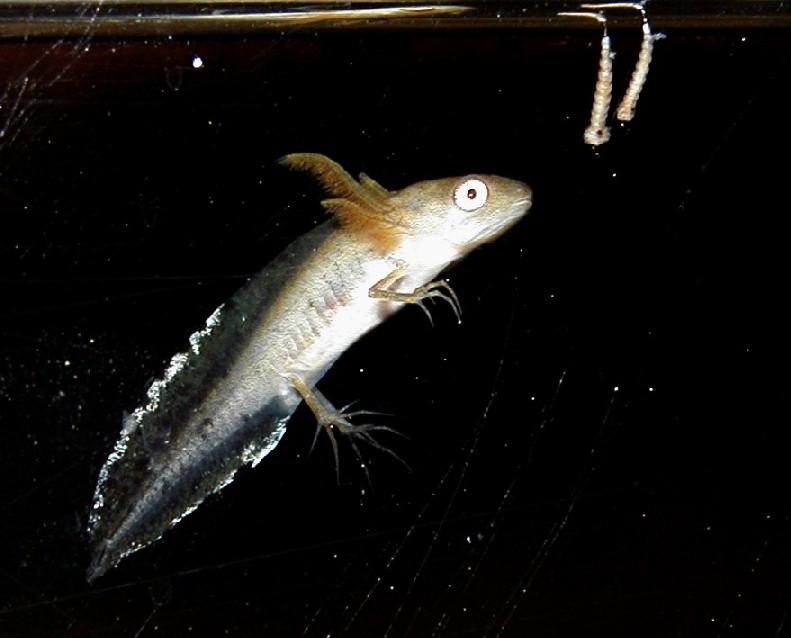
{"left": 453, "top": 178, "right": 489, "bottom": 212}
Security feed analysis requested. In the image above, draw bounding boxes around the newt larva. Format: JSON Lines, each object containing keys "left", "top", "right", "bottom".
{"left": 87, "top": 153, "right": 532, "bottom": 581}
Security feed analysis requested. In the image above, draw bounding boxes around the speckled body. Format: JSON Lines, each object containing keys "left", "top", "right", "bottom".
{"left": 87, "top": 154, "right": 531, "bottom": 581}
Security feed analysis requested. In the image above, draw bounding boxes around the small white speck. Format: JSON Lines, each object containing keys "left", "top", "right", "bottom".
{"left": 64, "top": 360, "right": 71, "bottom": 367}
{"left": 614, "top": 386, "right": 619, "bottom": 392}
{"left": 192, "top": 55, "right": 204, "bottom": 69}
{"left": 648, "top": 386, "right": 654, "bottom": 392}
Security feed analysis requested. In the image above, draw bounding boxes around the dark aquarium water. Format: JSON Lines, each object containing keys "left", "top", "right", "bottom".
{"left": 1, "top": 2, "right": 789, "bottom": 636}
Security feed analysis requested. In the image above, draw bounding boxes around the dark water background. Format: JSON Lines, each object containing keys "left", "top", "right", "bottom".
{"left": 1, "top": 12, "right": 789, "bottom": 637}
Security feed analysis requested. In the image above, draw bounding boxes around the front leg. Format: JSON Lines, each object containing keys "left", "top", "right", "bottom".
{"left": 284, "top": 373, "right": 406, "bottom": 483}
{"left": 368, "top": 260, "right": 461, "bottom": 324}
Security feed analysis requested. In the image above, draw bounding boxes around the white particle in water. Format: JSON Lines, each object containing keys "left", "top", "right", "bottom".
{"left": 192, "top": 55, "right": 204, "bottom": 69}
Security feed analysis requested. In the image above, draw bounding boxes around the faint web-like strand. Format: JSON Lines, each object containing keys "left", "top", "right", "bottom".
{"left": 411, "top": 288, "right": 526, "bottom": 634}
{"left": 451, "top": 370, "right": 568, "bottom": 603}
{"left": 718, "top": 507, "right": 784, "bottom": 633}
{"left": 0, "top": 77, "right": 35, "bottom": 150}
{"left": 407, "top": 292, "right": 525, "bottom": 638}
{"left": 488, "top": 385, "right": 622, "bottom": 638}
{"left": 132, "top": 582, "right": 171, "bottom": 638}
{"left": 383, "top": 463, "right": 464, "bottom": 638}
{"left": 0, "top": 77, "right": 28, "bottom": 138}
{"left": 421, "top": 372, "right": 565, "bottom": 634}
{"left": 301, "top": 546, "right": 360, "bottom": 636}
{"left": 582, "top": 2, "right": 664, "bottom": 122}
{"left": 339, "top": 463, "right": 453, "bottom": 635}
{"left": 392, "top": 288, "right": 521, "bottom": 637}
{"left": 346, "top": 311, "right": 515, "bottom": 637}
{"left": 560, "top": 11, "right": 614, "bottom": 146}
{"left": 383, "top": 427, "right": 484, "bottom": 638}
{"left": 774, "top": 608, "right": 788, "bottom": 637}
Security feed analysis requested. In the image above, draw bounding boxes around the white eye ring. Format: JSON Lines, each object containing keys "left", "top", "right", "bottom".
{"left": 453, "top": 177, "right": 489, "bottom": 212}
